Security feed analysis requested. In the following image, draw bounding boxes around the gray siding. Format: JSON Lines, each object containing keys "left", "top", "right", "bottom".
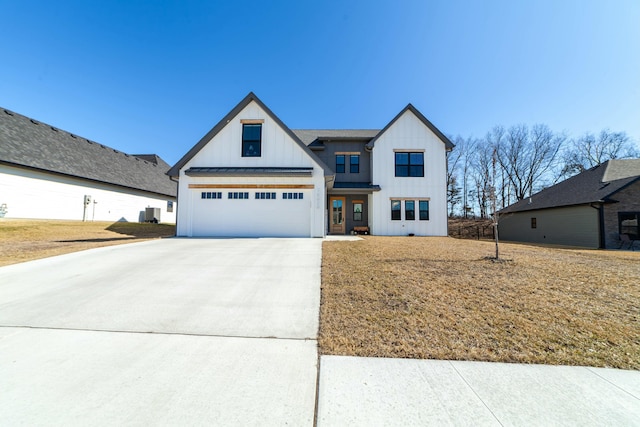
{"left": 313, "top": 141, "right": 371, "bottom": 183}
{"left": 603, "top": 180, "right": 640, "bottom": 248}
{"left": 344, "top": 195, "right": 368, "bottom": 233}
{"left": 499, "top": 205, "right": 599, "bottom": 248}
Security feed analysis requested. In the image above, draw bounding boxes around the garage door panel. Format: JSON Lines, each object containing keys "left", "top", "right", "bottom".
{"left": 191, "top": 190, "right": 311, "bottom": 237}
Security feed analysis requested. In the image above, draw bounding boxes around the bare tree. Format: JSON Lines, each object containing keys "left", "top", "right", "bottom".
{"left": 470, "top": 142, "right": 493, "bottom": 218}
{"left": 495, "top": 124, "right": 564, "bottom": 201}
{"left": 561, "top": 129, "right": 639, "bottom": 177}
{"left": 446, "top": 136, "right": 464, "bottom": 216}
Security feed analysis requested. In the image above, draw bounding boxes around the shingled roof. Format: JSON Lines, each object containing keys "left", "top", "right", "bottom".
{"left": 292, "top": 129, "right": 380, "bottom": 145}
{"left": 500, "top": 159, "right": 640, "bottom": 214}
{"left": 0, "top": 108, "right": 176, "bottom": 198}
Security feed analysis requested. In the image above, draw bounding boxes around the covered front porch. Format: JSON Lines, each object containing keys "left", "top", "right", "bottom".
{"left": 327, "top": 183, "right": 380, "bottom": 235}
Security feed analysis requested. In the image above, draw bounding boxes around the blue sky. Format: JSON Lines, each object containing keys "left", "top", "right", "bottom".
{"left": 1, "top": 0, "right": 638, "bottom": 165}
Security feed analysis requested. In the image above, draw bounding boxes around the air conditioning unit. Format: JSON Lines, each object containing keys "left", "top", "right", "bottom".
{"left": 145, "top": 207, "right": 161, "bottom": 223}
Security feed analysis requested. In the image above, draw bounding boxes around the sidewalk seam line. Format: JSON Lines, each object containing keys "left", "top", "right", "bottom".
{"left": 0, "top": 325, "right": 317, "bottom": 342}
{"left": 449, "top": 362, "right": 505, "bottom": 427}
{"left": 586, "top": 367, "right": 640, "bottom": 401}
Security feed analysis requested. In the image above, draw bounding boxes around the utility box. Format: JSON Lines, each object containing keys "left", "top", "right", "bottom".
{"left": 144, "top": 207, "right": 161, "bottom": 223}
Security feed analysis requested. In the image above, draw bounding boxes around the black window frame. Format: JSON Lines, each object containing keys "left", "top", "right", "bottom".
{"left": 395, "top": 152, "right": 424, "bottom": 177}
{"left": 391, "top": 200, "right": 401, "bottom": 220}
{"left": 228, "top": 192, "right": 249, "bottom": 200}
{"left": 619, "top": 212, "right": 639, "bottom": 239}
{"left": 350, "top": 155, "right": 360, "bottom": 173}
{"left": 255, "top": 192, "right": 276, "bottom": 200}
{"left": 353, "top": 202, "right": 363, "bottom": 221}
{"left": 283, "top": 192, "right": 304, "bottom": 200}
{"left": 336, "top": 155, "right": 345, "bottom": 173}
{"left": 419, "top": 200, "right": 429, "bottom": 220}
{"left": 242, "top": 123, "right": 262, "bottom": 157}
{"left": 405, "top": 200, "right": 415, "bottom": 220}
{"left": 202, "top": 192, "right": 222, "bottom": 199}
{"left": 531, "top": 217, "right": 537, "bottom": 229}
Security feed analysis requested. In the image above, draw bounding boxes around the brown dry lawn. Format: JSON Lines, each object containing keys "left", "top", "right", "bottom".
{"left": 320, "top": 236, "right": 640, "bottom": 370}
{"left": 0, "top": 219, "right": 175, "bottom": 267}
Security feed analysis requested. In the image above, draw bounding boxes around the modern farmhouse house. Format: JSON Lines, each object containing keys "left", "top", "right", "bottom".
{"left": 499, "top": 159, "right": 640, "bottom": 249}
{"left": 0, "top": 107, "right": 177, "bottom": 223}
{"left": 168, "top": 92, "right": 454, "bottom": 237}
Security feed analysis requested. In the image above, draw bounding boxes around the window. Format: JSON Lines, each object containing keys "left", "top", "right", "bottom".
{"left": 619, "top": 212, "right": 639, "bottom": 239}
{"left": 228, "top": 192, "right": 249, "bottom": 199}
{"left": 242, "top": 124, "right": 261, "bottom": 157}
{"left": 255, "top": 192, "right": 276, "bottom": 200}
{"left": 283, "top": 192, "right": 304, "bottom": 200}
{"left": 336, "top": 155, "right": 345, "bottom": 173}
{"left": 395, "top": 152, "right": 424, "bottom": 177}
{"left": 353, "top": 202, "right": 363, "bottom": 221}
{"left": 167, "top": 201, "right": 174, "bottom": 212}
{"left": 419, "top": 200, "right": 429, "bottom": 220}
{"left": 531, "top": 217, "right": 537, "bottom": 229}
{"left": 201, "top": 192, "right": 222, "bottom": 199}
{"left": 391, "top": 200, "right": 401, "bottom": 220}
{"left": 405, "top": 200, "right": 415, "bottom": 220}
{"left": 350, "top": 155, "right": 360, "bottom": 173}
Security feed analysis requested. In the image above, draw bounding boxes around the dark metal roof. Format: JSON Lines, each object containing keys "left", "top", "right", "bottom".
{"left": 185, "top": 167, "right": 313, "bottom": 177}
{"left": 167, "top": 92, "right": 333, "bottom": 178}
{"left": 329, "top": 182, "right": 381, "bottom": 194}
{"left": 365, "top": 104, "right": 454, "bottom": 151}
{"left": 292, "top": 129, "right": 380, "bottom": 145}
{"left": 0, "top": 108, "right": 177, "bottom": 198}
{"left": 500, "top": 159, "right": 640, "bottom": 214}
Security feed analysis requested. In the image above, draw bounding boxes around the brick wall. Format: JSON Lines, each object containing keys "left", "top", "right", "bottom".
{"left": 603, "top": 180, "right": 640, "bottom": 248}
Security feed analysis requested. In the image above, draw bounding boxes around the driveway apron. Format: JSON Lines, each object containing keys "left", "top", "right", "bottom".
{"left": 0, "top": 238, "right": 321, "bottom": 426}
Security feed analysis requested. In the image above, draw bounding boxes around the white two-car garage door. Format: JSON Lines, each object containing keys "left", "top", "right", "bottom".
{"left": 190, "top": 189, "right": 312, "bottom": 237}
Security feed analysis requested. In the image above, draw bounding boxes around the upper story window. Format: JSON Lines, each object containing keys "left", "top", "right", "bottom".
{"left": 350, "top": 155, "right": 360, "bottom": 173}
{"left": 242, "top": 123, "right": 262, "bottom": 157}
{"left": 336, "top": 155, "right": 345, "bottom": 173}
{"left": 395, "top": 152, "right": 424, "bottom": 177}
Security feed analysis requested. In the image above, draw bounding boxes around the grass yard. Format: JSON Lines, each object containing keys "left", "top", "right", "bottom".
{"left": 0, "top": 219, "right": 175, "bottom": 266}
{"left": 320, "top": 236, "right": 640, "bottom": 370}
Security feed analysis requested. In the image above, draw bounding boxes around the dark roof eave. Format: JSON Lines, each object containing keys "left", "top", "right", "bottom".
{"left": 2, "top": 160, "right": 177, "bottom": 199}
{"left": 499, "top": 199, "right": 611, "bottom": 214}
{"left": 184, "top": 167, "right": 314, "bottom": 177}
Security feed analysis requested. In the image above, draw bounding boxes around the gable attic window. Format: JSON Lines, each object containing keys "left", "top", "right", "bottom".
{"left": 242, "top": 122, "right": 262, "bottom": 157}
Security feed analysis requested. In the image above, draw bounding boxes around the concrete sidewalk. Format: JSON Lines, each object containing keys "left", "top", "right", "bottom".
{"left": 317, "top": 355, "right": 640, "bottom": 426}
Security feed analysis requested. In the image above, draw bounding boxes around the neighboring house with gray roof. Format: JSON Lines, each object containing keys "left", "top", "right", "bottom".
{"left": 168, "top": 92, "right": 453, "bottom": 237}
{"left": 498, "top": 159, "right": 640, "bottom": 248}
{"left": 0, "top": 107, "right": 177, "bottom": 223}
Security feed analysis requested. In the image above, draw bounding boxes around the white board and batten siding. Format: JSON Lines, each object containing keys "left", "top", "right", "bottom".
{"left": 370, "top": 110, "right": 448, "bottom": 236}
{"left": 0, "top": 164, "right": 176, "bottom": 223}
{"left": 176, "top": 101, "right": 326, "bottom": 237}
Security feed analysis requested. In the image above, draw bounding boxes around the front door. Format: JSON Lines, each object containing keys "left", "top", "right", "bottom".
{"left": 330, "top": 197, "right": 346, "bottom": 234}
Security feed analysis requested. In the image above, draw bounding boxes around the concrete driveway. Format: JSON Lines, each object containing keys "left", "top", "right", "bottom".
{"left": 0, "top": 238, "right": 321, "bottom": 426}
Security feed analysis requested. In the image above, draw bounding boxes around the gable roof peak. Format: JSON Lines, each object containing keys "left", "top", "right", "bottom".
{"left": 365, "top": 103, "right": 454, "bottom": 150}
{"left": 167, "top": 92, "right": 333, "bottom": 177}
